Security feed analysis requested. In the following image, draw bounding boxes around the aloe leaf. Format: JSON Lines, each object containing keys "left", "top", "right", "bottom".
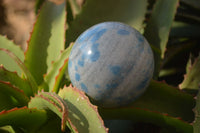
{"left": 130, "top": 80, "right": 195, "bottom": 122}
{"left": 193, "top": 89, "right": 200, "bottom": 133}
{"left": 181, "top": 0, "right": 200, "bottom": 10}
{"left": 44, "top": 43, "right": 73, "bottom": 93}
{"left": 179, "top": 55, "right": 200, "bottom": 90}
{"left": 144, "top": 0, "right": 179, "bottom": 77}
{"left": 0, "top": 66, "right": 32, "bottom": 97}
{"left": 0, "top": 92, "right": 15, "bottom": 111}
{"left": 28, "top": 91, "right": 77, "bottom": 132}
{"left": 99, "top": 107, "right": 192, "bottom": 133}
{"left": 58, "top": 85, "right": 108, "bottom": 133}
{"left": 0, "top": 48, "right": 38, "bottom": 95}
{"left": 0, "top": 35, "right": 24, "bottom": 76}
{"left": 68, "top": 0, "right": 81, "bottom": 17}
{"left": 0, "top": 81, "right": 29, "bottom": 106}
{"left": 65, "top": 0, "right": 148, "bottom": 46}
{"left": 0, "top": 126, "right": 15, "bottom": 133}
{"left": 35, "top": 112, "right": 71, "bottom": 133}
{"left": 0, "top": 107, "right": 47, "bottom": 132}
{"left": 170, "top": 21, "right": 200, "bottom": 38}
{"left": 25, "top": 0, "right": 66, "bottom": 85}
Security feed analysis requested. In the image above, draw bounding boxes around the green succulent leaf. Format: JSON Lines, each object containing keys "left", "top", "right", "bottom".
{"left": 193, "top": 89, "right": 200, "bottom": 133}
{"left": 181, "top": 0, "right": 200, "bottom": 10}
{"left": 131, "top": 80, "right": 195, "bottom": 123}
{"left": 0, "top": 126, "right": 15, "bottom": 133}
{"left": 0, "top": 66, "right": 32, "bottom": 97}
{"left": 68, "top": 0, "right": 82, "bottom": 17}
{"left": 0, "top": 107, "right": 47, "bottom": 132}
{"left": 0, "top": 35, "right": 24, "bottom": 76}
{"left": 99, "top": 80, "right": 195, "bottom": 133}
{"left": 0, "top": 48, "right": 38, "bottom": 95}
{"left": 28, "top": 91, "right": 77, "bottom": 132}
{"left": 144, "top": 0, "right": 179, "bottom": 77}
{"left": 170, "top": 21, "right": 200, "bottom": 38}
{"left": 179, "top": 55, "right": 200, "bottom": 90}
{"left": 65, "top": 0, "right": 148, "bottom": 46}
{"left": 99, "top": 107, "right": 192, "bottom": 133}
{"left": 25, "top": 0, "right": 66, "bottom": 85}
{"left": 44, "top": 43, "right": 73, "bottom": 93}
{"left": 0, "top": 81, "right": 29, "bottom": 106}
{"left": 58, "top": 85, "right": 108, "bottom": 133}
{"left": 0, "top": 92, "right": 16, "bottom": 111}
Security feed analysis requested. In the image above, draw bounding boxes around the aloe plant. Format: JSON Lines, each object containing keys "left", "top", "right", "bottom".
{"left": 0, "top": 0, "right": 199, "bottom": 132}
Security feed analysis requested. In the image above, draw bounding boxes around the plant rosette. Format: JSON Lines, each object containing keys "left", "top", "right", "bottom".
{"left": 68, "top": 22, "right": 154, "bottom": 108}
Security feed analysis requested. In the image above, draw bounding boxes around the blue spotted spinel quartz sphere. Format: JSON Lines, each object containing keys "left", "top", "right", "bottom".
{"left": 68, "top": 22, "right": 154, "bottom": 108}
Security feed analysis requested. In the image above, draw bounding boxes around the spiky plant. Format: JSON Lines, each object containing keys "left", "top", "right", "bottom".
{"left": 0, "top": 0, "right": 200, "bottom": 133}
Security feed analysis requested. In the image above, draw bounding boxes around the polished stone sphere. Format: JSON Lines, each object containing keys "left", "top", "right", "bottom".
{"left": 68, "top": 22, "right": 154, "bottom": 107}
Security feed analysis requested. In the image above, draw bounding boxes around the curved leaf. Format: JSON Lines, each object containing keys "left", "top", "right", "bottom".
{"left": 0, "top": 92, "right": 15, "bottom": 111}
{"left": 99, "top": 107, "right": 192, "bottom": 133}
{"left": 0, "top": 35, "right": 24, "bottom": 75}
{"left": 25, "top": 0, "right": 66, "bottom": 85}
{"left": 193, "top": 89, "right": 200, "bottom": 133}
{"left": 65, "top": 0, "right": 148, "bottom": 46}
{"left": 0, "top": 66, "right": 32, "bottom": 97}
{"left": 28, "top": 91, "right": 77, "bottom": 132}
{"left": 0, "top": 81, "right": 29, "bottom": 106}
{"left": 180, "top": 55, "right": 200, "bottom": 90}
{"left": 58, "top": 85, "right": 108, "bottom": 133}
{"left": 131, "top": 80, "right": 195, "bottom": 122}
{"left": 0, "top": 107, "right": 47, "bottom": 132}
{"left": 144, "top": 0, "right": 179, "bottom": 77}
{"left": 44, "top": 43, "right": 73, "bottom": 93}
{"left": 0, "top": 48, "right": 38, "bottom": 95}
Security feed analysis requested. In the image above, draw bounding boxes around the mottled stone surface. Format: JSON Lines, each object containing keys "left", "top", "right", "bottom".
{"left": 68, "top": 22, "right": 154, "bottom": 107}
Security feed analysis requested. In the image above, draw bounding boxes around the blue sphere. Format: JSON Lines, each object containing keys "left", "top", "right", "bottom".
{"left": 68, "top": 22, "right": 154, "bottom": 108}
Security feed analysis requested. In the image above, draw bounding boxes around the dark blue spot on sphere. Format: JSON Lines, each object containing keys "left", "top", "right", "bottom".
{"left": 75, "top": 73, "right": 80, "bottom": 81}
{"left": 78, "top": 60, "right": 84, "bottom": 67}
{"left": 77, "top": 26, "right": 101, "bottom": 43}
{"left": 75, "top": 65, "right": 78, "bottom": 71}
{"left": 89, "top": 43, "right": 100, "bottom": 62}
{"left": 91, "top": 29, "right": 107, "bottom": 43}
{"left": 110, "top": 66, "right": 121, "bottom": 76}
{"left": 81, "top": 83, "right": 88, "bottom": 93}
{"left": 117, "top": 29, "right": 130, "bottom": 35}
{"left": 68, "top": 60, "right": 72, "bottom": 68}
{"left": 136, "top": 33, "right": 144, "bottom": 43}
{"left": 106, "top": 83, "right": 119, "bottom": 90}
{"left": 94, "top": 84, "right": 101, "bottom": 89}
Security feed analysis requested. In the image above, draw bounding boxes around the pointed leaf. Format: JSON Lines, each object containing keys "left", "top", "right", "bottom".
{"left": 0, "top": 126, "right": 15, "bottom": 133}
{"left": 0, "top": 35, "right": 24, "bottom": 75}
{"left": 58, "top": 85, "right": 108, "bottom": 133}
{"left": 25, "top": 0, "right": 66, "bottom": 85}
{"left": 181, "top": 0, "right": 200, "bottom": 10}
{"left": 144, "top": 0, "right": 179, "bottom": 77}
{"left": 0, "top": 48, "right": 38, "bottom": 94}
{"left": 170, "top": 21, "right": 200, "bottom": 38}
{"left": 99, "top": 107, "right": 192, "bottom": 133}
{"left": 44, "top": 43, "right": 73, "bottom": 93}
{"left": 0, "top": 107, "right": 47, "bottom": 132}
{"left": 0, "top": 81, "right": 29, "bottom": 106}
{"left": 0, "top": 66, "right": 32, "bottom": 97}
{"left": 193, "top": 89, "right": 200, "bottom": 133}
{"left": 28, "top": 91, "right": 77, "bottom": 132}
{"left": 131, "top": 80, "right": 195, "bottom": 122}
{"left": 180, "top": 55, "right": 200, "bottom": 90}
{"left": 65, "top": 0, "right": 148, "bottom": 46}
{"left": 0, "top": 92, "right": 16, "bottom": 111}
